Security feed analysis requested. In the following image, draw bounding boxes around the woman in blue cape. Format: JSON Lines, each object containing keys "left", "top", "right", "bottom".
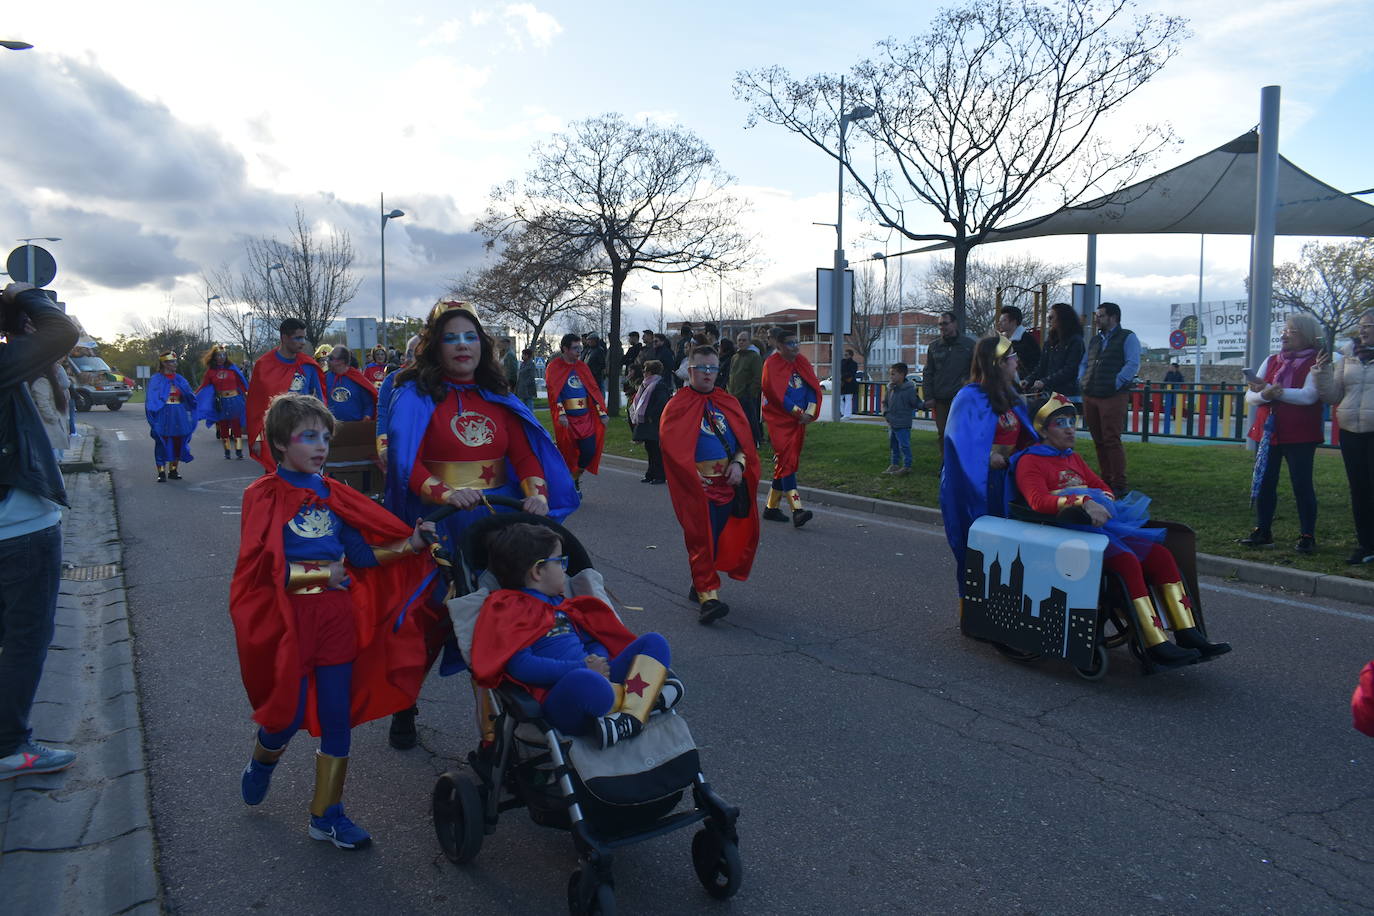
{"left": 193, "top": 345, "right": 249, "bottom": 459}
{"left": 939, "top": 335, "right": 1036, "bottom": 591}
{"left": 146, "top": 350, "right": 197, "bottom": 482}
{"left": 380, "top": 300, "right": 576, "bottom": 748}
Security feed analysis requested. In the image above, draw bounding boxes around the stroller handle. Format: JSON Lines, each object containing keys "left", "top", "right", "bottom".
{"left": 420, "top": 495, "right": 527, "bottom": 544}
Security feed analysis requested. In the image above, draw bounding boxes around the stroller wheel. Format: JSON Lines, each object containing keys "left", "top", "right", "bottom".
{"left": 691, "top": 829, "right": 743, "bottom": 900}
{"left": 567, "top": 869, "right": 616, "bottom": 916}
{"left": 433, "top": 768, "right": 485, "bottom": 864}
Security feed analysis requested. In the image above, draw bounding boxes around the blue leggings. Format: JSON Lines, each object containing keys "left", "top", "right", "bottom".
{"left": 575, "top": 435, "right": 596, "bottom": 469}
{"left": 258, "top": 663, "right": 353, "bottom": 757}
{"left": 771, "top": 472, "right": 797, "bottom": 491}
{"left": 541, "top": 633, "right": 670, "bottom": 736}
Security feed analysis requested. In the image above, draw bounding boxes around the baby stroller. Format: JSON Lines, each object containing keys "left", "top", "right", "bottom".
{"left": 424, "top": 497, "right": 742, "bottom": 915}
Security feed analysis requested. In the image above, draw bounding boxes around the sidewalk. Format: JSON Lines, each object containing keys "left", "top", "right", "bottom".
{"left": 0, "top": 429, "right": 159, "bottom": 914}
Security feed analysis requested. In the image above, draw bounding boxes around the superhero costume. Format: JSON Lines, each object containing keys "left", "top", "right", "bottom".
{"left": 195, "top": 361, "right": 248, "bottom": 459}
{"left": 146, "top": 370, "right": 196, "bottom": 479}
{"left": 939, "top": 383, "right": 1035, "bottom": 591}
{"left": 471, "top": 591, "right": 670, "bottom": 739}
{"left": 761, "top": 351, "right": 822, "bottom": 521}
{"left": 545, "top": 356, "right": 607, "bottom": 485}
{"left": 660, "top": 386, "right": 760, "bottom": 619}
{"left": 362, "top": 362, "right": 388, "bottom": 388}
{"left": 231, "top": 468, "right": 434, "bottom": 847}
{"left": 246, "top": 350, "right": 326, "bottom": 472}
{"left": 325, "top": 367, "right": 377, "bottom": 422}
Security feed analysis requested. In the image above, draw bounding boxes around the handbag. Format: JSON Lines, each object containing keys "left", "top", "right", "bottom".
{"left": 704, "top": 404, "right": 752, "bottom": 518}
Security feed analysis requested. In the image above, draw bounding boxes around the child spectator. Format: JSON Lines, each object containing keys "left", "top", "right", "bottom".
{"left": 881, "top": 362, "right": 923, "bottom": 476}
{"left": 470, "top": 523, "right": 682, "bottom": 748}
{"left": 229, "top": 393, "right": 434, "bottom": 850}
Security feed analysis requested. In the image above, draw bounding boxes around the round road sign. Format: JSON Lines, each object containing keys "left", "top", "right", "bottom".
{"left": 6, "top": 245, "right": 57, "bottom": 287}
{"left": 1169, "top": 329, "right": 1187, "bottom": 350}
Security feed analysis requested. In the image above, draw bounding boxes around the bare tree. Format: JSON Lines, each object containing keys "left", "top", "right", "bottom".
{"left": 1272, "top": 239, "right": 1374, "bottom": 353}
{"left": 478, "top": 114, "right": 755, "bottom": 413}
{"left": 685, "top": 279, "right": 754, "bottom": 327}
{"left": 129, "top": 300, "right": 205, "bottom": 382}
{"left": 846, "top": 263, "right": 896, "bottom": 368}
{"left": 735, "top": 0, "right": 1187, "bottom": 331}
{"left": 920, "top": 252, "right": 1075, "bottom": 336}
{"left": 455, "top": 219, "right": 604, "bottom": 349}
{"left": 209, "top": 206, "right": 361, "bottom": 353}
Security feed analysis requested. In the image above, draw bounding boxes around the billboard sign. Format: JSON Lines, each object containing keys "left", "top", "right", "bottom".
{"left": 1168, "top": 300, "right": 1289, "bottom": 354}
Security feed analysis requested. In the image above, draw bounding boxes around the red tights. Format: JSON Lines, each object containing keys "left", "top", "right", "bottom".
{"left": 1104, "top": 544, "right": 1182, "bottom": 600}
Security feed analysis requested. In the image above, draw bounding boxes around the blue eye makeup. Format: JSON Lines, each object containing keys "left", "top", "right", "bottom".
{"left": 443, "top": 331, "right": 481, "bottom": 345}
{"left": 292, "top": 429, "right": 332, "bottom": 445}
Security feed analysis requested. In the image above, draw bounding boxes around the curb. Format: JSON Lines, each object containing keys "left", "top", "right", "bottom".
{"left": 58, "top": 423, "right": 97, "bottom": 473}
{"left": 0, "top": 468, "right": 159, "bottom": 914}
{"left": 599, "top": 453, "right": 1374, "bottom": 604}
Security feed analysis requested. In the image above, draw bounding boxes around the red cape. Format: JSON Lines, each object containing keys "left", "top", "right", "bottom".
{"left": 761, "top": 352, "right": 822, "bottom": 479}
{"left": 659, "top": 387, "right": 761, "bottom": 590}
{"left": 470, "top": 592, "right": 637, "bottom": 702}
{"left": 328, "top": 366, "right": 379, "bottom": 415}
{"left": 229, "top": 474, "right": 431, "bottom": 734}
{"left": 246, "top": 351, "right": 326, "bottom": 472}
{"left": 545, "top": 357, "right": 607, "bottom": 474}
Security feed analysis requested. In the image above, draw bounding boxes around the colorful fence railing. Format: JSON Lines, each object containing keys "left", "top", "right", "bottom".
{"left": 852, "top": 380, "right": 1341, "bottom": 447}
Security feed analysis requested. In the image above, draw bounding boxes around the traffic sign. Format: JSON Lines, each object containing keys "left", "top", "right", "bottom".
{"left": 1169, "top": 329, "right": 1187, "bottom": 350}
{"left": 6, "top": 245, "right": 57, "bottom": 286}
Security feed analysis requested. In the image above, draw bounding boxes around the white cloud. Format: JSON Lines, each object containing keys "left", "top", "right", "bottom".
{"left": 502, "top": 3, "right": 562, "bottom": 50}
{"left": 418, "top": 18, "right": 465, "bottom": 47}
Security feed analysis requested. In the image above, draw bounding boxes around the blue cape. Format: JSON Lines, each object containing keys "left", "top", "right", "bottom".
{"left": 146, "top": 372, "right": 196, "bottom": 460}
{"left": 939, "top": 384, "right": 1035, "bottom": 592}
{"left": 194, "top": 364, "right": 248, "bottom": 427}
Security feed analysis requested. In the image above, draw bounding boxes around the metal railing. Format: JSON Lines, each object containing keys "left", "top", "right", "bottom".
{"left": 852, "top": 380, "right": 1343, "bottom": 447}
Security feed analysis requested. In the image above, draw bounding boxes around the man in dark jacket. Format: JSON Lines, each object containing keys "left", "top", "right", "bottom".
{"left": 840, "top": 349, "right": 859, "bottom": 418}
{"left": 515, "top": 348, "right": 537, "bottom": 409}
{"left": 996, "top": 306, "right": 1040, "bottom": 384}
{"left": 728, "top": 332, "right": 764, "bottom": 447}
{"left": 0, "top": 282, "right": 80, "bottom": 780}
{"left": 584, "top": 335, "right": 607, "bottom": 395}
{"left": 1078, "top": 301, "right": 1141, "bottom": 496}
{"left": 923, "top": 311, "right": 975, "bottom": 453}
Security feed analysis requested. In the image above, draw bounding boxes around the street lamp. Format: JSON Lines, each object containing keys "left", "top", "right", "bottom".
{"left": 380, "top": 193, "right": 406, "bottom": 350}
{"left": 17, "top": 237, "right": 61, "bottom": 288}
{"left": 650, "top": 284, "right": 665, "bottom": 334}
{"left": 205, "top": 294, "right": 220, "bottom": 340}
{"left": 827, "top": 79, "right": 874, "bottom": 422}
{"left": 1, "top": 40, "right": 33, "bottom": 50}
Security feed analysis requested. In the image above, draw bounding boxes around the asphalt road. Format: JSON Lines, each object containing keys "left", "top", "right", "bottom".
{"left": 89, "top": 407, "right": 1374, "bottom": 915}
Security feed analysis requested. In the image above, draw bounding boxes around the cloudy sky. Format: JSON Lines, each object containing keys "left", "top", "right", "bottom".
{"left": 2, "top": 0, "right": 1371, "bottom": 347}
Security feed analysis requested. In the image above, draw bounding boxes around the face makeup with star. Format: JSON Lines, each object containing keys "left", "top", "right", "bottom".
{"left": 439, "top": 313, "right": 483, "bottom": 380}
{"left": 277, "top": 422, "right": 332, "bottom": 473}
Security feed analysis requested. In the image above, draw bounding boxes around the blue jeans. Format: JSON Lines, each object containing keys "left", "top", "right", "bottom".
{"left": 888, "top": 427, "right": 912, "bottom": 467}
{"left": 1255, "top": 441, "right": 1318, "bottom": 536}
{"left": 0, "top": 523, "right": 62, "bottom": 756}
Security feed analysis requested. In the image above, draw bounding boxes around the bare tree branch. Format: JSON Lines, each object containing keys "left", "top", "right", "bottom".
{"left": 1272, "top": 239, "right": 1374, "bottom": 352}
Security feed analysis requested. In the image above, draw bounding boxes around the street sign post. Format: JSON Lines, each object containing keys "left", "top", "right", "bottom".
{"left": 7, "top": 245, "right": 57, "bottom": 287}
{"left": 1169, "top": 329, "right": 1187, "bottom": 350}
{"left": 814, "top": 268, "right": 853, "bottom": 335}
{"left": 345, "top": 317, "right": 378, "bottom": 352}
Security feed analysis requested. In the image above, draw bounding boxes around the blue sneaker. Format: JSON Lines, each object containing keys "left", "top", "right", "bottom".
{"left": 241, "top": 758, "right": 276, "bottom": 805}
{"left": 309, "top": 803, "right": 372, "bottom": 850}
{"left": 0, "top": 742, "right": 77, "bottom": 780}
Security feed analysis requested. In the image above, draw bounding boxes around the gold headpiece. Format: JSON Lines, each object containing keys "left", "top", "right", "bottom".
{"left": 158, "top": 350, "right": 177, "bottom": 362}
{"left": 314, "top": 344, "right": 333, "bottom": 361}
{"left": 993, "top": 335, "right": 1013, "bottom": 360}
{"left": 429, "top": 300, "right": 480, "bottom": 324}
{"left": 1034, "top": 392, "right": 1076, "bottom": 432}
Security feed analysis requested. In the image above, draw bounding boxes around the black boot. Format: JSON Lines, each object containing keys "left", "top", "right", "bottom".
{"left": 698, "top": 598, "right": 730, "bottom": 625}
{"left": 792, "top": 509, "right": 813, "bottom": 528}
{"left": 1146, "top": 641, "right": 1202, "bottom": 670}
{"left": 762, "top": 507, "right": 787, "bottom": 522}
{"left": 157, "top": 470, "right": 166, "bottom": 483}
{"left": 388, "top": 706, "right": 418, "bottom": 750}
{"left": 1237, "top": 528, "right": 1273, "bottom": 547}
{"left": 1174, "top": 627, "right": 1231, "bottom": 659}
{"left": 224, "top": 448, "right": 232, "bottom": 460}
{"left": 236, "top": 449, "right": 245, "bottom": 460}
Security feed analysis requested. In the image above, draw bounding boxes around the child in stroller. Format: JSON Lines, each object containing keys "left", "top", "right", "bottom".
{"left": 470, "top": 523, "right": 684, "bottom": 749}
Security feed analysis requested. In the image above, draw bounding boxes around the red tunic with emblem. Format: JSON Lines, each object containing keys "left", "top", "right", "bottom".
{"left": 408, "top": 381, "right": 546, "bottom": 503}
{"left": 363, "top": 364, "right": 387, "bottom": 388}
{"left": 202, "top": 367, "right": 248, "bottom": 438}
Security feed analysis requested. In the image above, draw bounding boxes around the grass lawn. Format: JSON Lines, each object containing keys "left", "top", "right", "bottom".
{"left": 575, "top": 410, "right": 1366, "bottom": 581}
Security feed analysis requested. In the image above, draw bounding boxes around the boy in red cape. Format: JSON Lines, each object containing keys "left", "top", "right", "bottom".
{"left": 246, "top": 317, "right": 326, "bottom": 472}
{"left": 545, "top": 333, "right": 608, "bottom": 490}
{"left": 761, "top": 326, "right": 822, "bottom": 528}
{"left": 471, "top": 523, "right": 682, "bottom": 748}
{"left": 660, "top": 344, "right": 761, "bottom": 624}
{"left": 230, "top": 394, "right": 435, "bottom": 850}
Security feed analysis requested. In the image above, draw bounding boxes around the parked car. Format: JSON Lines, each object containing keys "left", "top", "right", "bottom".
{"left": 68, "top": 355, "right": 133, "bottom": 411}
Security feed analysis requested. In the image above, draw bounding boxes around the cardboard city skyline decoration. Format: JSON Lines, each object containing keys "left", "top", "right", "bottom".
{"left": 960, "top": 516, "right": 1107, "bottom": 667}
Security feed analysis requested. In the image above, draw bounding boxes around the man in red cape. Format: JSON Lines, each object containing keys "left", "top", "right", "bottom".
{"left": 545, "top": 334, "right": 608, "bottom": 488}
{"left": 660, "top": 345, "right": 761, "bottom": 624}
{"left": 246, "top": 318, "right": 326, "bottom": 472}
{"left": 761, "top": 327, "right": 823, "bottom": 527}
{"left": 229, "top": 473, "right": 432, "bottom": 737}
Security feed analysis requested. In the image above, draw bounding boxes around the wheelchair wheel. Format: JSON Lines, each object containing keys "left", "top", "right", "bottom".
{"left": 991, "top": 642, "right": 1041, "bottom": 663}
{"left": 567, "top": 869, "right": 616, "bottom": 916}
{"left": 1073, "top": 644, "right": 1110, "bottom": 681}
{"left": 692, "top": 828, "right": 743, "bottom": 900}
{"left": 433, "top": 768, "right": 485, "bottom": 864}
{"left": 1102, "top": 604, "right": 1131, "bottom": 650}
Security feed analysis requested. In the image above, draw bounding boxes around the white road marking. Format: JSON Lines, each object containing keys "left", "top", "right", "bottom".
{"left": 115, "top": 430, "right": 128, "bottom": 440}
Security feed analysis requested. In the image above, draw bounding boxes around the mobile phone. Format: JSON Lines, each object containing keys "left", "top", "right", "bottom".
{"left": 1242, "top": 368, "right": 1261, "bottom": 385}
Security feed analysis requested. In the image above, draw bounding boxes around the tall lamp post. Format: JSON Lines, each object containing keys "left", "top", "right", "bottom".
{"left": 827, "top": 79, "right": 873, "bottom": 422}
{"left": 650, "top": 284, "right": 665, "bottom": 333}
{"left": 17, "top": 236, "right": 60, "bottom": 287}
{"left": 205, "top": 294, "right": 220, "bottom": 340}
{"left": 380, "top": 193, "right": 406, "bottom": 350}
{"left": 1, "top": 40, "right": 34, "bottom": 50}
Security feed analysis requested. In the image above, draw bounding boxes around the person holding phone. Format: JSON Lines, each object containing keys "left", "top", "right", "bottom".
{"left": 1239, "top": 314, "right": 1325, "bottom": 553}
{"left": 1314, "top": 308, "right": 1374, "bottom": 564}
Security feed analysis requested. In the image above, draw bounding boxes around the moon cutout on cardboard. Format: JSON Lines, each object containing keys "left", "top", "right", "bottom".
{"left": 1054, "top": 538, "right": 1093, "bottom": 581}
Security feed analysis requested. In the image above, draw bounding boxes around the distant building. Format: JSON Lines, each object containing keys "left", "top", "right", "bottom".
{"left": 728, "top": 307, "right": 940, "bottom": 379}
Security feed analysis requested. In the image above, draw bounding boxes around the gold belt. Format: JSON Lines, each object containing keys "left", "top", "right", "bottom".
{"left": 216, "top": 390, "right": 240, "bottom": 398}
{"left": 561, "top": 398, "right": 588, "bottom": 411}
{"left": 287, "top": 560, "right": 342, "bottom": 595}
{"left": 696, "top": 459, "right": 730, "bottom": 477}
{"left": 424, "top": 459, "right": 506, "bottom": 490}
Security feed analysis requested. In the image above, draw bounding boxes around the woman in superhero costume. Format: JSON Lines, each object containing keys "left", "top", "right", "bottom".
{"left": 195, "top": 345, "right": 248, "bottom": 459}
{"left": 146, "top": 351, "right": 196, "bottom": 482}
{"left": 760, "top": 326, "right": 822, "bottom": 528}
{"left": 381, "top": 300, "right": 577, "bottom": 748}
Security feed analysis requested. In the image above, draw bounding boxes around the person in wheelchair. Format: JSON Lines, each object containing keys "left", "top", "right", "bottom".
{"left": 470, "top": 523, "right": 684, "bottom": 749}
{"left": 1014, "top": 393, "right": 1231, "bottom": 669}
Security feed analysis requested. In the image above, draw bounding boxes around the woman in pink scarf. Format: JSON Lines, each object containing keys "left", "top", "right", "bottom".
{"left": 1239, "top": 313, "right": 1325, "bottom": 553}
{"left": 629, "top": 359, "right": 671, "bottom": 484}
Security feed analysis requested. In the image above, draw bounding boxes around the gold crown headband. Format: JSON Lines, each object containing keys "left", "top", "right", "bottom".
{"left": 430, "top": 300, "right": 480, "bottom": 324}
{"left": 1034, "top": 392, "right": 1076, "bottom": 432}
{"left": 993, "top": 335, "right": 1013, "bottom": 360}
{"left": 158, "top": 351, "right": 176, "bottom": 362}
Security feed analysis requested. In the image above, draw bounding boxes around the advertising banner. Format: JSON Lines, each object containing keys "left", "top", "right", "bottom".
{"left": 1168, "top": 299, "right": 1290, "bottom": 353}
